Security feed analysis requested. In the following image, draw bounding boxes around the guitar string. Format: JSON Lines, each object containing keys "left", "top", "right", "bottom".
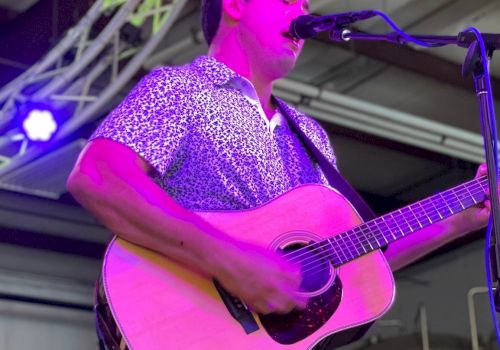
{"left": 290, "top": 189, "right": 483, "bottom": 278}
{"left": 301, "top": 189, "right": 480, "bottom": 279}
{"left": 288, "top": 184, "right": 486, "bottom": 278}
{"left": 281, "top": 177, "right": 486, "bottom": 266}
{"left": 286, "top": 182, "right": 485, "bottom": 274}
{"left": 292, "top": 186, "right": 484, "bottom": 276}
{"left": 282, "top": 176, "right": 487, "bottom": 265}
{"left": 280, "top": 178, "right": 487, "bottom": 277}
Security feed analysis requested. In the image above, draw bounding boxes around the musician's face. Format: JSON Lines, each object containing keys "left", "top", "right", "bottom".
{"left": 238, "top": 0, "right": 310, "bottom": 77}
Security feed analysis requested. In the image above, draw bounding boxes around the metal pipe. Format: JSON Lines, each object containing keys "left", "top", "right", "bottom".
{"left": 33, "top": 0, "right": 141, "bottom": 100}
{"left": 419, "top": 304, "right": 430, "bottom": 350}
{"left": 0, "top": 0, "right": 105, "bottom": 103}
{"left": 0, "top": 0, "right": 189, "bottom": 177}
{"left": 467, "top": 286, "right": 489, "bottom": 350}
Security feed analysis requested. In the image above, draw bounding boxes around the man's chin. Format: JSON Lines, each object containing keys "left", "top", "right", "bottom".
{"left": 272, "top": 54, "right": 297, "bottom": 78}
{"left": 252, "top": 50, "right": 299, "bottom": 80}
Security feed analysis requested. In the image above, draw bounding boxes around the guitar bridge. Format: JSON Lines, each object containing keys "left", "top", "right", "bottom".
{"left": 213, "top": 279, "right": 259, "bottom": 334}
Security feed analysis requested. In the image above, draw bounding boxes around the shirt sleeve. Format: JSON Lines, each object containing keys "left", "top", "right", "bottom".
{"left": 90, "top": 66, "right": 189, "bottom": 176}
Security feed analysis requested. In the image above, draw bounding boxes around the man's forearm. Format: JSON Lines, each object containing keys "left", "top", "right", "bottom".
{"left": 67, "top": 159, "right": 231, "bottom": 278}
{"left": 383, "top": 219, "right": 456, "bottom": 272}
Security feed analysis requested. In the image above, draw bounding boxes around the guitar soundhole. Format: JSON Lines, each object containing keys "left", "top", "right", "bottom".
{"left": 282, "top": 242, "right": 332, "bottom": 294}
{"left": 259, "top": 241, "right": 343, "bottom": 345}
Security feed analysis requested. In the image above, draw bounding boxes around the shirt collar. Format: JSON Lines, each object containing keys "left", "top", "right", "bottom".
{"left": 192, "top": 55, "right": 306, "bottom": 130}
{"left": 193, "top": 55, "right": 262, "bottom": 101}
{"left": 192, "top": 55, "right": 240, "bottom": 87}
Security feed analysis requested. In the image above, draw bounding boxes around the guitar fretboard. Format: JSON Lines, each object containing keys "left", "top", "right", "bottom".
{"left": 321, "top": 176, "right": 488, "bottom": 266}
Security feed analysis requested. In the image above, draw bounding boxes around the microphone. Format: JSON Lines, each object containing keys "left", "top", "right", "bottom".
{"left": 289, "top": 11, "right": 377, "bottom": 39}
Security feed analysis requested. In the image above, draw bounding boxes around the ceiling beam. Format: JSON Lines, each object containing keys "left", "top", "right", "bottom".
{"left": 315, "top": 32, "right": 500, "bottom": 99}
{"left": 0, "top": 226, "right": 105, "bottom": 258}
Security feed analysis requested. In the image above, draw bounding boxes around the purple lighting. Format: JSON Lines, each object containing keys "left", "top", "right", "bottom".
{"left": 21, "top": 108, "right": 58, "bottom": 142}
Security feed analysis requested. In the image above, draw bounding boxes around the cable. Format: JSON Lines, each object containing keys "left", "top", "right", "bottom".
{"left": 370, "top": 10, "right": 447, "bottom": 48}
{"left": 462, "top": 26, "right": 500, "bottom": 348}
{"left": 346, "top": 11, "right": 500, "bottom": 344}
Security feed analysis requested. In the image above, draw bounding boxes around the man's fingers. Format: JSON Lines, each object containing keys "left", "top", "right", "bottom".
{"left": 477, "top": 163, "right": 487, "bottom": 177}
{"left": 253, "top": 298, "right": 295, "bottom": 315}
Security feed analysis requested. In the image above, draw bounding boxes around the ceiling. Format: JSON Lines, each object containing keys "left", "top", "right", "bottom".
{"left": 0, "top": 0, "right": 499, "bottom": 260}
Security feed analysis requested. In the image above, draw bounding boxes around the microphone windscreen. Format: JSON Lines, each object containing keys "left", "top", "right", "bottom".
{"left": 289, "top": 15, "right": 318, "bottom": 39}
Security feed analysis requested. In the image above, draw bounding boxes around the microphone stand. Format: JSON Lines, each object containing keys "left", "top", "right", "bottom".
{"left": 330, "top": 29, "right": 500, "bottom": 49}
{"left": 330, "top": 28, "right": 500, "bottom": 309}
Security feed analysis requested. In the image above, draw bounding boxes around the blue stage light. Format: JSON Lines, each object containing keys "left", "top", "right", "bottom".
{"left": 17, "top": 104, "right": 59, "bottom": 142}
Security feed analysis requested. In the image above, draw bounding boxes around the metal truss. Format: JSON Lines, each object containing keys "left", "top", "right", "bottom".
{"left": 0, "top": 0, "right": 188, "bottom": 190}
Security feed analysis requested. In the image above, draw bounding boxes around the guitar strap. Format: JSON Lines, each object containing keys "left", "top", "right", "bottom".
{"left": 215, "top": 100, "right": 376, "bottom": 336}
{"left": 276, "top": 99, "right": 376, "bottom": 222}
{"left": 278, "top": 102, "right": 381, "bottom": 345}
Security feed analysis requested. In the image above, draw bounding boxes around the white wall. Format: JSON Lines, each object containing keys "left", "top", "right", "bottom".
{"left": 344, "top": 239, "right": 497, "bottom": 349}
{"left": 0, "top": 243, "right": 101, "bottom": 350}
{"left": 0, "top": 236, "right": 496, "bottom": 349}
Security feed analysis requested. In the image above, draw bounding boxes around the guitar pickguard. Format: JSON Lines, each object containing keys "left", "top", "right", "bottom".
{"left": 259, "top": 275, "right": 342, "bottom": 345}
{"left": 260, "top": 233, "right": 343, "bottom": 345}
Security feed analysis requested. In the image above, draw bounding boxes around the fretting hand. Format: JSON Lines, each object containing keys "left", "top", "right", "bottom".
{"left": 446, "top": 163, "right": 494, "bottom": 237}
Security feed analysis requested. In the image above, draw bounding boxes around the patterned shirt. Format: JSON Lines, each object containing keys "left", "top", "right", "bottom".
{"left": 90, "top": 56, "right": 337, "bottom": 211}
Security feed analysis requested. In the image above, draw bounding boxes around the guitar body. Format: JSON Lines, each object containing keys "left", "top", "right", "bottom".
{"left": 103, "top": 184, "right": 396, "bottom": 349}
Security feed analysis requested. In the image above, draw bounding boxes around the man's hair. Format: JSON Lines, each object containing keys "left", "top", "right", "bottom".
{"left": 200, "top": 0, "right": 223, "bottom": 46}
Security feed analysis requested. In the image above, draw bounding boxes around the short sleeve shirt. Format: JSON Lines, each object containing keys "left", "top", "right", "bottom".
{"left": 90, "top": 56, "right": 337, "bottom": 211}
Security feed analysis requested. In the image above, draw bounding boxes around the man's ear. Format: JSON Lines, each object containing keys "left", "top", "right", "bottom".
{"left": 221, "top": 0, "right": 246, "bottom": 21}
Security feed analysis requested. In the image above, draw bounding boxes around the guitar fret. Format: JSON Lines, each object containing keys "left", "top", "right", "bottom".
{"left": 415, "top": 202, "right": 431, "bottom": 227}
{"left": 396, "top": 209, "right": 412, "bottom": 235}
{"left": 359, "top": 224, "right": 375, "bottom": 252}
{"left": 376, "top": 218, "right": 390, "bottom": 244}
{"left": 464, "top": 184, "right": 480, "bottom": 205}
{"left": 341, "top": 232, "right": 360, "bottom": 259}
{"left": 451, "top": 188, "right": 466, "bottom": 210}
{"left": 371, "top": 220, "right": 386, "bottom": 248}
{"left": 443, "top": 191, "right": 459, "bottom": 215}
{"left": 427, "top": 198, "right": 442, "bottom": 221}
{"left": 361, "top": 222, "right": 377, "bottom": 251}
{"left": 342, "top": 233, "right": 356, "bottom": 260}
{"left": 472, "top": 181, "right": 487, "bottom": 203}
{"left": 354, "top": 230, "right": 366, "bottom": 257}
{"left": 418, "top": 201, "right": 433, "bottom": 225}
{"left": 394, "top": 210, "right": 405, "bottom": 232}
{"left": 335, "top": 236, "right": 349, "bottom": 262}
{"left": 430, "top": 196, "right": 444, "bottom": 220}
{"left": 338, "top": 235, "right": 350, "bottom": 261}
{"left": 354, "top": 227, "right": 368, "bottom": 254}
{"left": 381, "top": 215, "right": 398, "bottom": 241}
{"left": 457, "top": 185, "right": 475, "bottom": 207}
{"left": 347, "top": 228, "right": 363, "bottom": 256}
{"left": 437, "top": 192, "right": 454, "bottom": 216}
{"left": 424, "top": 200, "right": 441, "bottom": 222}
{"left": 325, "top": 239, "right": 341, "bottom": 265}
{"left": 365, "top": 222, "right": 378, "bottom": 248}
{"left": 401, "top": 207, "right": 421, "bottom": 231}
{"left": 385, "top": 213, "right": 404, "bottom": 240}
{"left": 479, "top": 180, "right": 488, "bottom": 193}
{"left": 335, "top": 234, "right": 351, "bottom": 262}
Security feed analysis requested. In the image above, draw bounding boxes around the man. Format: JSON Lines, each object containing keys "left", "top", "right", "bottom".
{"left": 67, "top": 0, "right": 491, "bottom": 348}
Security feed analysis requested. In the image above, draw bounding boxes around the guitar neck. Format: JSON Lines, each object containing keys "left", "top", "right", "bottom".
{"left": 324, "top": 175, "right": 488, "bottom": 266}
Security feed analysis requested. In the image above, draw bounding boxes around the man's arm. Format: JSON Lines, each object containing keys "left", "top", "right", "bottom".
{"left": 384, "top": 164, "right": 491, "bottom": 271}
{"left": 67, "top": 138, "right": 305, "bottom": 314}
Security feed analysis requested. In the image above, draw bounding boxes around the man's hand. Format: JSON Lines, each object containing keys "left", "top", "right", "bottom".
{"left": 210, "top": 241, "right": 307, "bottom": 315}
{"left": 446, "top": 163, "right": 493, "bottom": 237}
{"left": 385, "top": 163, "right": 495, "bottom": 271}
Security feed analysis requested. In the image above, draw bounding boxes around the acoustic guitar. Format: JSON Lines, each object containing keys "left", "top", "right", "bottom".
{"left": 102, "top": 177, "right": 486, "bottom": 349}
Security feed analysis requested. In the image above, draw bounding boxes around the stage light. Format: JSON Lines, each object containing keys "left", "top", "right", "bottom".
{"left": 21, "top": 107, "right": 58, "bottom": 142}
